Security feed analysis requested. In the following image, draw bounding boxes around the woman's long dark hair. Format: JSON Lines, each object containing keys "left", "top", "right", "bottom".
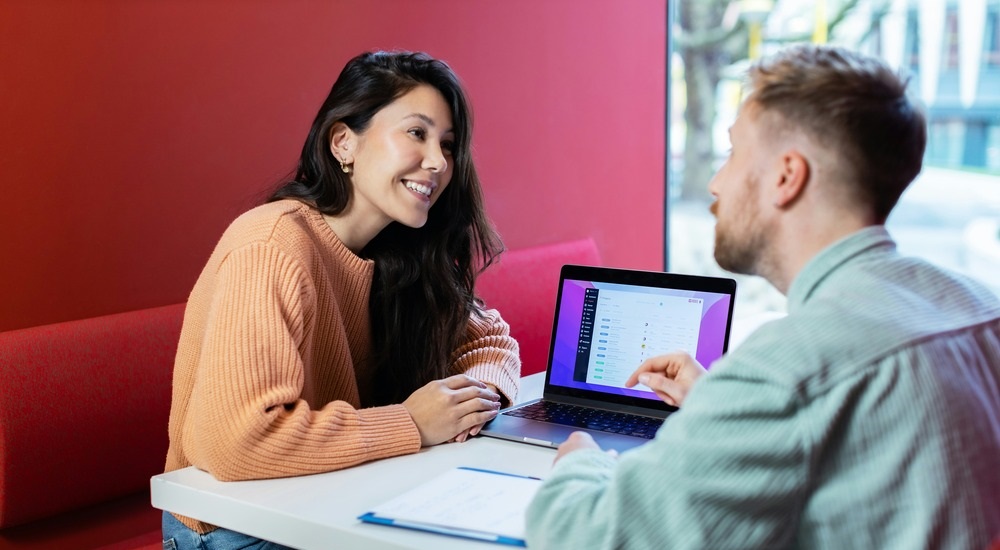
{"left": 270, "top": 51, "right": 503, "bottom": 406}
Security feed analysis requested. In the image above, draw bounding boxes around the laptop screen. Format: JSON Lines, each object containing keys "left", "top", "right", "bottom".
{"left": 546, "top": 266, "right": 736, "bottom": 405}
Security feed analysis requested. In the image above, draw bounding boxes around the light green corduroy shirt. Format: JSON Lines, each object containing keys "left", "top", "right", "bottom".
{"left": 526, "top": 226, "right": 1000, "bottom": 549}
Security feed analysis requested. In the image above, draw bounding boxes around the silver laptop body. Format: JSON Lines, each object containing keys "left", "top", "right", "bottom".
{"left": 480, "top": 264, "right": 737, "bottom": 453}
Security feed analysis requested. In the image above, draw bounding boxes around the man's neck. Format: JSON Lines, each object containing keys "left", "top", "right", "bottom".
{"left": 765, "top": 210, "right": 874, "bottom": 295}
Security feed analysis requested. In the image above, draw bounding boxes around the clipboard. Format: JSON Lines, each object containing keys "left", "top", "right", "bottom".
{"left": 357, "top": 466, "right": 543, "bottom": 546}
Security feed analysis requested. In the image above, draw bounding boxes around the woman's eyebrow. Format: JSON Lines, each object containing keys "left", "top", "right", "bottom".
{"left": 404, "top": 113, "right": 454, "bottom": 134}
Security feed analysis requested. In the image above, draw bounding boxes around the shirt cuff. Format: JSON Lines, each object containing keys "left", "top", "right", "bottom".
{"left": 552, "top": 448, "right": 618, "bottom": 477}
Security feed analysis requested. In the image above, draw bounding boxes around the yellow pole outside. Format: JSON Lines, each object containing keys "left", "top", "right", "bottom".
{"left": 749, "top": 20, "right": 763, "bottom": 59}
{"left": 741, "top": 0, "right": 773, "bottom": 59}
{"left": 813, "top": 0, "right": 828, "bottom": 44}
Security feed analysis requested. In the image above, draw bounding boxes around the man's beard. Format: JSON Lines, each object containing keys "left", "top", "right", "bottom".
{"left": 711, "top": 184, "right": 767, "bottom": 276}
{"left": 714, "top": 222, "right": 766, "bottom": 275}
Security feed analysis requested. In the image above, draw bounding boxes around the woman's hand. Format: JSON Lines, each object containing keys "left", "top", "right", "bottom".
{"left": 449, "top": 383, "right": 501, "bottom": 443}
{"left": 402, "top": 375, "right": 501, "bottom": 446}
{"left": 624, "top": 352, "right": 707, "bottom": 407}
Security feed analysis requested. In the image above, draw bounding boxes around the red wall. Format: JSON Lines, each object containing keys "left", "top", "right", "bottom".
{"left": 0, "top": 0, "right": 665, "bottom": 332}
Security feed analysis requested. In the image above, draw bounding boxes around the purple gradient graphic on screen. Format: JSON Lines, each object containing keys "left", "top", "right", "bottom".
{"left": 549, "top": 279, "right": 732, "bottom": 401}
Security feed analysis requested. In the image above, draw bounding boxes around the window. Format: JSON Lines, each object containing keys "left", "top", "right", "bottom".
{"left": 986, "top": 124, "right": 1000, "bottom": 170}
{"left": 905, "top": 8, "right": 920, "bottom": 72}
{"left": 944, "top": 7, "right": 960, "bottom": 71}
{"left": 667, "top": 0, "right": 1000, "bottom": 320}
{"left": 926, "top": 120, "right": 966, "bottom": 166}
{"left": 869, "top": 18, "right": 883, "bottom": 58}
{"left": 986, "top": 8, "right": 1000, "bottom": 67}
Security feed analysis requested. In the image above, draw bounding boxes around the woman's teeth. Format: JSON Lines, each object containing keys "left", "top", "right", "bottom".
{"left": 405, "top": 181, "right": 431, "bottom": 196}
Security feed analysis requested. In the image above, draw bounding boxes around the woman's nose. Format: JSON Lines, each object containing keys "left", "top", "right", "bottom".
{"left": 422, "top": 143, "right": 448, "bottom": 173}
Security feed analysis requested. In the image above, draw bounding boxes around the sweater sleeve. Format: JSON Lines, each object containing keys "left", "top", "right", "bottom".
{"left": 183, "top": 243, "right": 420, "bottom": 481}
{"left": 449, "top": 307, "right": 521, "bottom": 405}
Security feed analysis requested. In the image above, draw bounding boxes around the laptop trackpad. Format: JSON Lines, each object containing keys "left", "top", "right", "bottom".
{"left": 514, "top": 419, "right": 579, "bottom": 445}
{"left": 486, "top": 415, "right": 651, "bottom": 453}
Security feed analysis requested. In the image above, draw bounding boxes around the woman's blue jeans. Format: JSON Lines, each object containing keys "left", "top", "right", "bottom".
{"left": 162, "top": 511, "right": 295, "bottom": 550}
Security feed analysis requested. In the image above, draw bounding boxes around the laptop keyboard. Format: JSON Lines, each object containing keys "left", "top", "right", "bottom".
{"left": 503, "top": 401, "right": 663, "bottom": 439}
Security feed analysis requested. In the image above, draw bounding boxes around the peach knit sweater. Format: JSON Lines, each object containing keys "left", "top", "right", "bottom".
{"left": 164, "top": 199, "right": 520, "bottom": 533}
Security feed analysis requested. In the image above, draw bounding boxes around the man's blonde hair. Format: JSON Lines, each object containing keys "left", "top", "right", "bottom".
{"left": 748, "top": 44, "right": 926, "bottom": 222}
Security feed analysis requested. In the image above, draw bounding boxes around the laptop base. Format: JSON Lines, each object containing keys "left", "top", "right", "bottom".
{"left": 480, "top": 399, "right": 656, "bottom": 453}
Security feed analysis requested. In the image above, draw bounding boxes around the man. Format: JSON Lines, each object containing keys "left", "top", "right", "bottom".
{"left": 525, "top": 44, "right": 1000, "bottom": 549}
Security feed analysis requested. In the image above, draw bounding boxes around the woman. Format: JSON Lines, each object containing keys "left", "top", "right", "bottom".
{"left": 162, "top": 51, "right": 520, "bottom": 549}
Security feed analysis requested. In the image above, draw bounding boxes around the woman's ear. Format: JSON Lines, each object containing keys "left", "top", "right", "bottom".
{"left": 329, "top": 122, "right": 355, "bottom": 164}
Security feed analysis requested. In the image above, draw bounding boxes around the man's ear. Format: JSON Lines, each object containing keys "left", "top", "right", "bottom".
{"left": 773, "top": 149, "right": 810, "bottom": 208}
{"left": 329, "top": 122, "right": 355, "bottom": 163}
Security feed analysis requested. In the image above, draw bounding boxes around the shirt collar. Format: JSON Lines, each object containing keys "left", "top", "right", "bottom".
{"left": 786, "top": 226, "right": 897, "bottom": 311}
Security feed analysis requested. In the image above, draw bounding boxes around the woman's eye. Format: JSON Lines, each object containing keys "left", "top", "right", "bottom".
{"left": 441, "top": 140, "right": 455, "bottom": 155}
{"left": 408, "top": 128, "right": 426, "bottom": 140}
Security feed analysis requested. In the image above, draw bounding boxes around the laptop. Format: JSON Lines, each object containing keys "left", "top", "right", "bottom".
{"left": 480, "top": 264, "right": 737, "bottom": 452}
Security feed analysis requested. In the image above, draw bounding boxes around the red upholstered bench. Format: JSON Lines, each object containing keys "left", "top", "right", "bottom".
{"left": 0, "top": 239, "right": 599, "bottom": 549}
{"left": 0, "top": 304, "right": 185, "bottom": 549}
{"left": 477, "top": 238, "right": 602, "bottom": 376}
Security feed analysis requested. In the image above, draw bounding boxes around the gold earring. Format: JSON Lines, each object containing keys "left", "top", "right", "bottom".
{"left": 340, "top": 160, "right": 351, "bottom": 174}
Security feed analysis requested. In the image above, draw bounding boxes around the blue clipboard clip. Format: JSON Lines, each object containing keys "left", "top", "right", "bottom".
{"left": 358, "top": 512, "right": 526, "bottom": 547}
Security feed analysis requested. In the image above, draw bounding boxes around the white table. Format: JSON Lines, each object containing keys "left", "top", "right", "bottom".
{"left": 151, "top": 373, "right": 551, "bottom": 550}
{"left": 150, "top": 313, "right": 780, "bottom": 549}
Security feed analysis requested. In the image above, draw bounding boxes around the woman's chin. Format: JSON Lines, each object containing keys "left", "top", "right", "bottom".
{"left": 396, "top": 215, "right": 429, "bottom": 229}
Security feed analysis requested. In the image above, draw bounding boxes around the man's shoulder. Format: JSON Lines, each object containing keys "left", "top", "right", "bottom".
{"left": 717, "top": 260, "right": 999, "bottom": 392}
{"left": 819, "top": 253, "right": 1000, "bottom": 331}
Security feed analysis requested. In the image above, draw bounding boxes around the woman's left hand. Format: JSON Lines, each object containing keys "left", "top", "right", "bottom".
{"left": 451, "top": 383, "right": 500, "bottom": 443}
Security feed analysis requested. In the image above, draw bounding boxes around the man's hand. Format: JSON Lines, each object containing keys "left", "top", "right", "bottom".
{"left": 625, "top": 351, "right": 707, "bottom": 407}
{"left": 402, "top": 375, "right": 501, "bottom": 446}
{"left": 554, "top": 432, "right": 617, "bottom": 464}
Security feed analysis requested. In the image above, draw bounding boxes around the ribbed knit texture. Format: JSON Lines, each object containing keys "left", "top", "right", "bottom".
{"left": 165, "top": 200, "right": 520, "bottom": 534}
{"left": 526, "top": 226, "right": 1000, "bottom": 549}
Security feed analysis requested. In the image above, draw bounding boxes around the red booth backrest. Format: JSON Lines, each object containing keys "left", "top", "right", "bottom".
{"left": 476, "top": 238, "right": 603, "bottom": 376}
{"left": 0, "top": 303, "right": 185, "bottom": 529}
